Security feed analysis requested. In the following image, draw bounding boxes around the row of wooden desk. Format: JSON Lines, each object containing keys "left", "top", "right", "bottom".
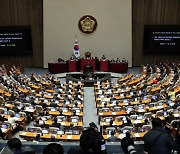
{"left": 19, "top": 131, "right": 146, "bottom": 141}
{"left": 48, "top": 59, "right": 128, "bottom": 73}
{"left": 19, "top": 131, "right": 81, "bottom": 141}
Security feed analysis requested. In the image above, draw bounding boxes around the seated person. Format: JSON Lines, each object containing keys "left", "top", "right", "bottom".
{"left": 107, "top": 131, "right": 119, "bottom": 142}
{"left": 0, "top": 114, "right": 6, "bottom": 121}
{"left": 8, "top": 114, "right": 18, "bottom": 130}
{"left": 51, "top": 118, "right": 61, "bottom": 128}
{"left": 102, "top": 55, "right": 106, "bottom": 60}
{"left": 33, "top": 119, "right": 45, "bottom": 127}
{"left": 0, "top": 128, "right": 6, "bottom": 139}
{"left": 168, "top": 88, "right": 176, "bottom": 101}
{"left": 68, "top": 122, "right": 107, "bottom": 154}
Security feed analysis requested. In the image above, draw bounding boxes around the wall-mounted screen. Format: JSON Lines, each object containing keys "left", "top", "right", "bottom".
{"left": 0, "top": 26, "right": 32, "bottom": 56}
{"left": 143, "top": 25, "right": 180, "bottom": 54}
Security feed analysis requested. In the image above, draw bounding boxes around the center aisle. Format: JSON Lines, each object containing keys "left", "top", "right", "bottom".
{"left": 83, "top": 87, "right": 99, "bottom": 128}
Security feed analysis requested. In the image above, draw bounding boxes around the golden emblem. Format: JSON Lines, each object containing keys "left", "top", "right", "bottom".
{"left": 78, "top": 15, "right": 97, "bottom": 34}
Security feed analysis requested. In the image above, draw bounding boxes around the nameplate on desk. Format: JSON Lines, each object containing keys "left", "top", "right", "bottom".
{"left": 99, "top": 113, "right": 103, "bottom": 115}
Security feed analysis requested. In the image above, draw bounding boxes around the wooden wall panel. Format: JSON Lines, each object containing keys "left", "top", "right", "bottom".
{"left": 0, "top": 0, "right": 43, "bottom": 67}
{"left": 132, "top": 0, "right": 180, "bottom": 66}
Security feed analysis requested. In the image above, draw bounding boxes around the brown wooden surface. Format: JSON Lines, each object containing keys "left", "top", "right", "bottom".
{"left": 132, "top": 0, "right": 180, "bottom": 66}
{"left": 0, "top": 0, "right": 43, "bottom": 67}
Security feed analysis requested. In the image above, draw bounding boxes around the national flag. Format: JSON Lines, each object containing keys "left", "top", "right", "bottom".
{"left": 73, "top": 40, "right": 80, "bottom": 58}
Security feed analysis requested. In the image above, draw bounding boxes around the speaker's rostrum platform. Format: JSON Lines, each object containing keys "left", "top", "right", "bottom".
{"left": 66, "top": 73, "right": 111, "bottom": 87}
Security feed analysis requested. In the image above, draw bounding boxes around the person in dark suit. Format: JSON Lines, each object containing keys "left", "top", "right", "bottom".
{"left": 143, "top": 118, "right": 180, "bottom": 154}
{"left": 121, "top": 132, "right": 136, "bottom": 154}
{"left": 51, "top": 118, "right": 60, "bottom": 128}
{"left": 107, "top": 131, "right": 119, "bottom": 142}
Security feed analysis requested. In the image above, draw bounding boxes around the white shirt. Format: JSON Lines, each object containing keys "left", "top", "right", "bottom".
{"left": 8, "top": 117, "right": 16, "bottom": 125}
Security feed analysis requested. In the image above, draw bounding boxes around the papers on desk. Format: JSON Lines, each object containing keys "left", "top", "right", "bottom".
{"left": 51, "top": 108, "right": 56, "bottom": 112}
{"left": 20, "top": 132, "right": 27, "bottom": 136}
{"left": 102, "top": 98, "right": 110, "bottom": 101}
{"left": 174, "top": 113, "right": 179, "bottom": 117}
{"left": 63, "top": 109, "right": 68, "bottom": 112}
{"left": 107, "top": 135, "right": 111, "bottom": 138}
{"left": 99, "top": 112, "right": 103, "bottom": 115}
{"left": 25, "top": 107, "right": 34, "bottom": 112}
{"left": 112, "top": 112, "right": 116, "bottom": 115}
{"left": 41, "top": 117, "right": 46, "bottom": 121}
{"left": 138, "top": 109, "right": 145, "bottom": 112}
{"left": 72, "top": 119, "right": 78, "bottom": 123}
{"left": 44, "top": 99, "right": 48, "bottom": 103}
{"left": 119, "top": 134, "right": 126, "bottom": 139}
{"left": 100, "top": 95, "right": 104, "bottom": 98}
{"left": 123, "top": 120, "right": 127, "bottom": 124}
{"left": 124, "top": 103, "right": 129, "bottom": 106}
{"left": 57, "top": 130, "right": 64, "bottom": 135}
{"left": 6, "top": 104, "right": 11, "bottom": 107}
{"left": 133, "top": 120, "right": 142, "bottom": 124}
{"left": 39, "top": 121, "right": 44, "bottom": 125}
{"left": 101, "top": 122, "right": 105, "bottom": 125}
{"left": 55, "top": 100, "right": 59, "bottom": 104}
{"left": 75, "top": 110, "right": 80, "bottom": 113}
{"left": 14, "top": 117, "right": 19, "bottom": 121}
{"left": 67, "top": 135, "right": 72, "bottom": 139}
{"left": 134, "top": 133, "right": 140, "bottom": 137}
{"left": 157, "top": 106, "right": 162, "bottom": 109}
{"left": 107, "top": 91, "right": 112, "bottom": 94}
{"left": 112, "top": 101, "right": 117, "bottom": 105}
{"left": 1, "top": 128, "right": 7, "bottom": 133}
{"left": 61, "top": 122, "right": 65, "bottom": 125}
{"left": 106, "top": 119, "right": 111, "bottom": 122}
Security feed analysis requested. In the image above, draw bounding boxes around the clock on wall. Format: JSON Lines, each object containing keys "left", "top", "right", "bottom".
{"left": 78, "top": 15, "right": 97, "bottom": 34}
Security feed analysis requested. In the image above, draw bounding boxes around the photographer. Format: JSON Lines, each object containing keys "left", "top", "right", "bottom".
{"left": 171, "top": 120, "right": 180, "bottom": 154}
{"left": 143, "top": 118, "right": 180, "bottom": 154}
{"left": 121, "top": 131, "right": 137, "bottom": 154}
{"left": 68, "top": 122, "right": 107, "bottom": 154}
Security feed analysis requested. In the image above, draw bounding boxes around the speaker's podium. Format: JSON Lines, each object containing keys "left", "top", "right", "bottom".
{"left": 83, "top": 62, "right": 93, "bottom": 78}
{"left": 81, "top": 58, "right": 96, "bottom": 72}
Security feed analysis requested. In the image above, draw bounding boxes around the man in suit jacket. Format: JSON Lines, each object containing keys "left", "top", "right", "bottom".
{"left": 143, "top": 118, "right": 180, "bottom": 154}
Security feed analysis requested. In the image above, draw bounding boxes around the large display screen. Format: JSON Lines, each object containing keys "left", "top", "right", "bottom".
{"left": 0, "top": 26, "right": 32, "bottom": 56}
{"left": 143, "top": 25, "right": 180, "bottom": 54}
